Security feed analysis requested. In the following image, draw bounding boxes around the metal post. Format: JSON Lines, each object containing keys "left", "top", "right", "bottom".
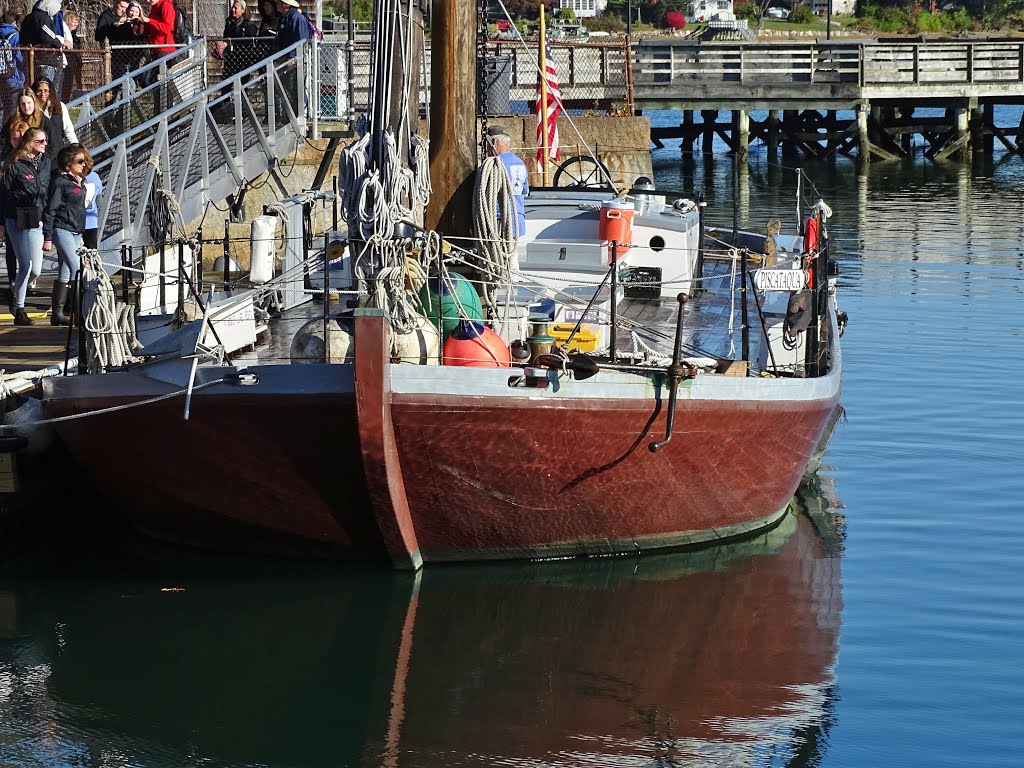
{"left": 346, "top": 0, "right": 356, "bottom": 123}
{"left": 695, "top": 195, "right": 706, "bottom": 288}
{"left": 332, "top": 175, "right": 339, "bottom": 231}
{"left": 223, "top": 219, "right": 231, "bottom": 294}
{"left": 197, "top": 228, "right": 204, "bottom": 296}
{"left": 159, "top": 239, "right": 166, "bottom": 311}
{"left": 610, "top": 240, "right": 618, "bottom": 362}
{"left": 176, "top": 240, "right": 186, "bottom": 321}
{"left": 740, "top": 248, "right": 749, "bottom": 363}
{"left": 77, "top": 269, "right": 87, "bottom": 374}
{"left": 120, "top": 243, "right": 130, "bottom": 304}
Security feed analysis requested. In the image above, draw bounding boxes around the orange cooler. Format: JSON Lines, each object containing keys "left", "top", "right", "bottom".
{"left": 599, "top": 199, "right": 635, "bottom": 257}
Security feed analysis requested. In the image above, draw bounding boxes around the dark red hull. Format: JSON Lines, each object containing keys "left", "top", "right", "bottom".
{"left": 392, "top": 393, "right": 837, "bottom": 561}
{"left": 43, "top": 315, "right": 840, "bottom": 565}
{"left": 47, "top": 390, "right": 386, "bottom": 561}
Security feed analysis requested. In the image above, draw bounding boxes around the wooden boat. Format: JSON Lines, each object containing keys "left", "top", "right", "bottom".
{"left": 36, "top": 2, "right": 846, "bottom": 568}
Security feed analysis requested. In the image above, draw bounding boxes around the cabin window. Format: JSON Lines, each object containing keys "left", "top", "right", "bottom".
{"left": 649, "top": 235, "right": 666, "bottom": 252}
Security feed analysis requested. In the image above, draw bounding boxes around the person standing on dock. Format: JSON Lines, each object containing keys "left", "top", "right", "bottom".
{"left": 0, "top": 127, "right": 52, "bottom": 326}
{"left": 222, "top": 0, "right": 258, "bottom": 80}
{"left": 486, "top": 126, "right": 529, "bottom": 237}
{"left": 273, "top": 0, "right": 309, "bottom": 121}
{"left": 94, "top": 0, "right": 129, "bottom": 48}
{"left": 3, "top": 88, "right": 61, "bottom": 157}
{"left": 42, "top": 142, "right": 87, "bottom": 326}
{"left": 0, "top": 119, "right": 29, "bottom": 313}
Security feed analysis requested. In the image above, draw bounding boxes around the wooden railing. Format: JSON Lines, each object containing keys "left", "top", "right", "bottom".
{"left": 632, "top": 39, "right": 1024, "bottom": 98}
{"left": 316, "top": 37, "right": 1024, "bottom": 121}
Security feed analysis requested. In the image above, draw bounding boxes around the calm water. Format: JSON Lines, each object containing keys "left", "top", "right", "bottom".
{"left": 2, "top": 112, "right": 1024, "bottom": 766}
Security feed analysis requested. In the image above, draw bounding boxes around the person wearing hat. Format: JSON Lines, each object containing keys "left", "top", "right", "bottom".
{"left": 274, "top": 0, "right": 309, "bottom": 121}
{"left": 487, "top": 126, "right": 529, "bottom": 237}
{"left": 222, "top": 0, "right": 257, "bottom": 80}
{"left": 275, "top": 0, "right": 309, "bottom": 56}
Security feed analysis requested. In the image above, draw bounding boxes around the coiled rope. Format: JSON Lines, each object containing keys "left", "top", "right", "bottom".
{"left": 80, "top": 249, "right": 142, "bottom": 372}
{"left": 472, "top": 155, "right": 518, "bottom": 318}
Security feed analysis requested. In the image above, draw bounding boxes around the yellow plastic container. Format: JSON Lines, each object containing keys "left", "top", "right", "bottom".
{"left": 550, "top": 323, "right": 600, "bottom": 353}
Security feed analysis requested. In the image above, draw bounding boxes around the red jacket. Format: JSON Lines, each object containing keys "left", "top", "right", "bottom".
{"left": 144, "top": 0, "right": 176, "bottom": 56}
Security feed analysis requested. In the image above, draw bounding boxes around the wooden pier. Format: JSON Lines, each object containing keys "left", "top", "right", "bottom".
{"left": 453, "top": 37, "right": 1024, "bottom": 162}
{"left": 631, "top": 38, "right": 1024, "bottom": 161}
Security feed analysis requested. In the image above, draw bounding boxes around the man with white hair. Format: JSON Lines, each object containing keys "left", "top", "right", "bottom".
{"left": 486, "top": 125, "right": 529, "bottom": 237}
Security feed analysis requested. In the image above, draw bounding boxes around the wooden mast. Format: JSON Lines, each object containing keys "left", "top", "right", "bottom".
{"left": 426, "top": 0, "right": 477, "bottom": 236}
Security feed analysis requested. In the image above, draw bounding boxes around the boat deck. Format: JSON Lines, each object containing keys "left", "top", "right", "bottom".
{"left": 2, "top": 254, "right": 782, "bottom": 378}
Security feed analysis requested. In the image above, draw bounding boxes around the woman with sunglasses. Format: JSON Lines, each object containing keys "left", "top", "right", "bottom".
{"left": 43, "top": 143, "right": 89, "bottom": 326}
{"left": 0, "top": 119, "right": 30, "bottom": 314}
{"left": 0, "top": 128, "right": 52, "bottom": 326}
{"left": 33, "top": 77, "right": 78, "bottom": 147}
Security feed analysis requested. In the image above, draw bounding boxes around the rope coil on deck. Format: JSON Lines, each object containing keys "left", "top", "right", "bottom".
{"left": 80, "top": 249, "right": 142, "bottom": 372}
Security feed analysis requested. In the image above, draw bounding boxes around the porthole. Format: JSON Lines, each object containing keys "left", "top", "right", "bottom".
{"left": 650, "top": 235, "right": 666, "bottom": 252}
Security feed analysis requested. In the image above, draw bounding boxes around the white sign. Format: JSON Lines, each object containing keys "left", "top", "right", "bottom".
{"left": 754, "top": 269, "right": 808, "bottom": 292}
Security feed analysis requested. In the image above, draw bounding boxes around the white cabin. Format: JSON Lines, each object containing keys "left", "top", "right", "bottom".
{"left": 689, "top": 0, "right": 735, "bottom": 22}
{"left": 557, "top": 0, "right": 608, "bottom": 19}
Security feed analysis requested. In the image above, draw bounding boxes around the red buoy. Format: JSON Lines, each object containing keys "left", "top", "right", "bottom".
{"left": 803, "top": 216, "right": 819, "bottom": 253}
{"left": 443, "top": 320, "right": 512, "bottom": 368}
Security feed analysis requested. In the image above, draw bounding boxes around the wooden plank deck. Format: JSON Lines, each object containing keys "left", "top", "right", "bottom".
{"left": 0, "top": 273, "right": 80, "bottom": 375}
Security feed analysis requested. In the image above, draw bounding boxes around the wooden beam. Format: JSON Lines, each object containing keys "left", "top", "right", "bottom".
{"left": 934, "top": 133, "right": 971, "bottom": 160}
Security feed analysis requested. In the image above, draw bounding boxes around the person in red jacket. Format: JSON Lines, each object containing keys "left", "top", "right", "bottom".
{"left": 136, "top": 0, "right": 175, "bottom": 94}
{"left": 141, "top": 0, "right": 175, "bottom": 59}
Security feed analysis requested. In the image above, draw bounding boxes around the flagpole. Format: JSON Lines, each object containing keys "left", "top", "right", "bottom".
{"left": 539, "top": 4, "right": 550, "bottom": 186}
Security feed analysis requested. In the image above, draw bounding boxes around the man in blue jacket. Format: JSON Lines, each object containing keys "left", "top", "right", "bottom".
{"left": 487, "top": 126, "right": 529, "bottom": 237}
{"left": 273, "top": 0, "right": 309, "bottom": 121}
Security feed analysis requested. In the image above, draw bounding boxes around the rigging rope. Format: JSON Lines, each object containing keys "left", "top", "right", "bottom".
{"left": 472, "top": 155, "right": 518, "bottom": 318}
{"left": 80, "top": 249, "right": 142, "bottom": 372}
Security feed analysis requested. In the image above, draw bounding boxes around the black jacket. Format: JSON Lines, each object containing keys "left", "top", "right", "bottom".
{"left": 223, "top": 16, "right": 258, "bottom": 76}
{"left": 43, "top": 170, "right": 85, "bottom": 238}
{"left": 19, "top": 9, "right": 63, "bottom": 67}
{"left": 95, "top": 7, "right": 118, "bottom": 44}
{"left": 0, "top": 154, "right": 52, "bottom": 224}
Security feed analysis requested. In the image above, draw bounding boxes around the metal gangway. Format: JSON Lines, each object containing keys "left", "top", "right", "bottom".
{"left": 69, "top": 37, "right": 313, "bottom": 264}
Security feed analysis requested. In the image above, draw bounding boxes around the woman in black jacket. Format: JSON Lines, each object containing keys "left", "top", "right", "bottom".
{"left": 223, "top": 0, "right": 258, "bottom": 80}
{"left": 0, "top": 127, "right": 52, "bottom": 325}
{"left": 43, "top": 142, "right": 88, "bottom": 325}
{"left": 1, "top": 88, "right": 62, "bottom": 157}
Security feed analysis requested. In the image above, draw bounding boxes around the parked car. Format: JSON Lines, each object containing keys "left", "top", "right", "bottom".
{"left": 766, "top": 6, "right": 790, "bottom": 19}
{"left": 548, "top": 23, "right": 589, "bottom": 42}
{"left": 493, "top": 19, "right": 517, "bottom": 40}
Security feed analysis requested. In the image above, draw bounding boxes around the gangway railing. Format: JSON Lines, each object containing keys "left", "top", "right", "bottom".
{"left": 74, "top": 39, "right": 310, "bottom": 268}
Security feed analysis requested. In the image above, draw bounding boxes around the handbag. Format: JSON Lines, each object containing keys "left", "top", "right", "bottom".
{"left": 15, "top": 205, "right": 41, "bottom": 230}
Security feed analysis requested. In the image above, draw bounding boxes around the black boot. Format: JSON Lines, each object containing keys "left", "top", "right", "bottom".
{"left": 64, "top": 282, "right": 78, "bottom": 326}
{"left": 13, "top": 308, "right": 33, "bottom": 326}
{"left": 50, "top": 281, "right": 69, "bottom": 326}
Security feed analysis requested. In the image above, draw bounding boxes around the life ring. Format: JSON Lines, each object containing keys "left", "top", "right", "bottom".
{"left": 803, "top": 215, "right": 819, "bottom": 253}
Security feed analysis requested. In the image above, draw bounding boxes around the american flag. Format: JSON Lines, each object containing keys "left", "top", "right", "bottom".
{"left": 535, "top": 48, "right": 562, "bottom": 174}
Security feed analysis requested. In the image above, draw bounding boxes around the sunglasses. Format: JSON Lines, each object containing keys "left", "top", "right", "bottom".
{"left": 71, "top": 158, "right": 86, "bottom": 165}
{"left": 33, "top": 139, "right": 47, "bottom": 145}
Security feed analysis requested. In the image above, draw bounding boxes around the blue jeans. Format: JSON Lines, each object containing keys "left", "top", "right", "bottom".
{"left": 53, "top": 228, "right": 82, "bottom": 284}
{"left": 37, "top": 64, "right": 64, "bottom": 100}
{"left": 7, "top": 218, "right": 44, "bottom": 310}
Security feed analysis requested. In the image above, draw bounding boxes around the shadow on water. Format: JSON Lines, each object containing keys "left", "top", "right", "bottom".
{"left": 0, "top": 479, "right": 845, "bottom": 768}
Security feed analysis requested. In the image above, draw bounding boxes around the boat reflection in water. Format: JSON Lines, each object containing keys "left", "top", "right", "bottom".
{"left": 0, "top": 482, "right": 843, "bottom": 768}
